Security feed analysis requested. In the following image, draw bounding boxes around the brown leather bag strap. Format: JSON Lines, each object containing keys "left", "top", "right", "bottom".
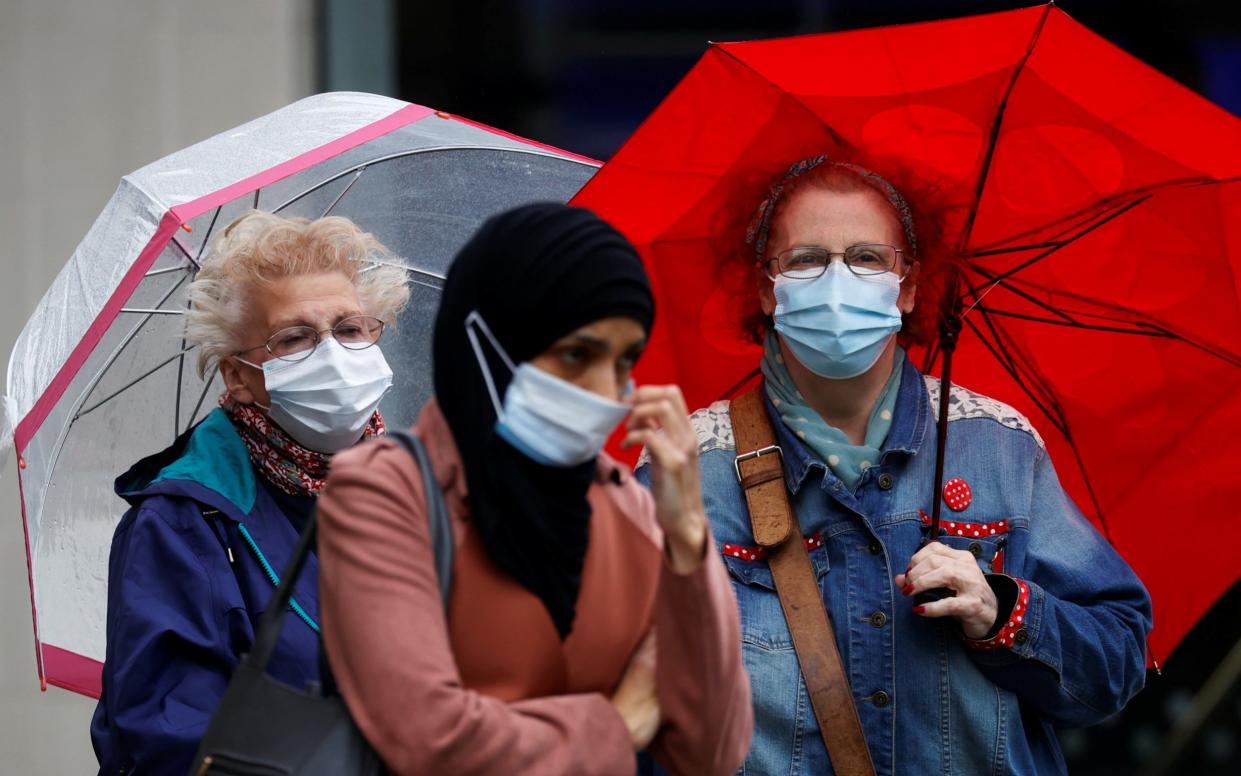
{"left": 730, "top": 388, "right": 877, "bottom": 776}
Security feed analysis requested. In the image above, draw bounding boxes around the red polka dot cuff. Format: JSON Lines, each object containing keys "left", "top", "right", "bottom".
{"left": 723, "top": 531, "right": 824, "bottom": 562}
{"left": 964, "top": 578, "right": 1031, "bottom": 651}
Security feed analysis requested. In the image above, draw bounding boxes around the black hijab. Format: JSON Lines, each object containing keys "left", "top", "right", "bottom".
{"left": 433, "top": 203, "right": 655, "bottom": 638}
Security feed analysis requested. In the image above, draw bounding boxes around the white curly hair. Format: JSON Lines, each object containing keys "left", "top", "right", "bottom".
{"left": 185, "top": 210, "right": 411, "bottom": 377}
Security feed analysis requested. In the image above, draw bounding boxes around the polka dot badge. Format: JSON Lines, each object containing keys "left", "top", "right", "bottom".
{"left": 943, "top": 477, "right": 972, "bottom": 512}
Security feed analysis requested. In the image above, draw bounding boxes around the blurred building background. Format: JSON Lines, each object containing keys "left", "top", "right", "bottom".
{"left": 0, "top": 1, "right": 316, "bottom": 771}
{"left": 2, "top": 0, "right": 1237, "bottom": 772}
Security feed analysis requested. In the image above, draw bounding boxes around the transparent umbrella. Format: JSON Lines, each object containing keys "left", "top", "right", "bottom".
{"left": 3, "top": 91, "right": 598, "bottom": 696}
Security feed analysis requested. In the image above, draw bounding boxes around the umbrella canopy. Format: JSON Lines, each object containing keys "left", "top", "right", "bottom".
{"left": 572, "top": 3, "right": 1241, "bottom": 664}
{"left": 5, "top": 92, "right": 598, "bottom": 696}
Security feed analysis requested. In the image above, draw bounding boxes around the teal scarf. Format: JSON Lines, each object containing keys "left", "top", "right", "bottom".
{"left": 761, "top": 331, "right": 903, "bottom": 490}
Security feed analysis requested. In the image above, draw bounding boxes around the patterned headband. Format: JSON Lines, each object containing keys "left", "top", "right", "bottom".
{"left": 745, "top": 154, "right": 918, "bottom": 259}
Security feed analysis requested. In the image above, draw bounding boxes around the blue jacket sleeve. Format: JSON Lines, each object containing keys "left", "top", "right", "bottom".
{"left": 91, "top": 504, "right": 241, "bottom": 775}
{"left": 968, "top": 450, "right": 1153, "bottom": 727}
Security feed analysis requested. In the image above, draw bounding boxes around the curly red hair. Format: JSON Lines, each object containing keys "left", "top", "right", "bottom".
{"left": 711, "top": 151, "right": 959, "bottom": 351}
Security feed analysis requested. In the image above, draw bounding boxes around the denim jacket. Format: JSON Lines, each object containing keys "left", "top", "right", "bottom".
{"left": 638, "top": 356, "right": 1151, "bottom": 776}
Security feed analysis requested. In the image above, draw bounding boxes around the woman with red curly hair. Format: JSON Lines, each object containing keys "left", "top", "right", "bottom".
{"left": 637, "top": 156, "right": 1151, "bottom": 775}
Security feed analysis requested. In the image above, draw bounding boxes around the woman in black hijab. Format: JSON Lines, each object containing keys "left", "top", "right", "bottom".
{"left": 317, "top": 204, "right": 753, "bottom": 775}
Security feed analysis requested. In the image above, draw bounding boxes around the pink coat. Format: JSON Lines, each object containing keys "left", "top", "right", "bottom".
{"left": 317, "top": 399, "right": 752, "bottom": 775}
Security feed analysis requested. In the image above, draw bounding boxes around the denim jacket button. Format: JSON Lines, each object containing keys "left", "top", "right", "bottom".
{"left": 877, "top": 473, "right": 894, "bottom": 490}
{"left": 870, "top": 690, "right": 891, "bottom": 707}
{"left": 868, "top": 611, "right": 888, "bottom": 628}
{"left": 868, "top": 540, "right": 883, "bottom": 555}
{"left": 968, "top": 541, "right": 983, "bottom": 557}
{"left": 1014, "top": 628, "right": 1029, "bottom": 645}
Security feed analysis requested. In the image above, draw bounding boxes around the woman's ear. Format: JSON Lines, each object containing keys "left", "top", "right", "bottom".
{"left": 898, "top": 261, "right": 920, "bottom": 315}
{"left": 220, "top": 357, "right": 255, "bottom": 405}
{"left": 757, "top": 263, "right": 777, "bottom": 316}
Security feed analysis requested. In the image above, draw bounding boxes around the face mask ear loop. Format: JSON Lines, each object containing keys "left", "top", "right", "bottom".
{"left": 234, "top": 354, "right": 265, "bottom": 372}
{"left": 464, "top": 311, "right": 514, "bottom": 419}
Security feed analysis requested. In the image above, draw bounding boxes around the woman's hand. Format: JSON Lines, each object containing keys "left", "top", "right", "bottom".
{"left": 610, "top": 631, "right": 661, "bottom": 751}
{"left": 621, "top": 385, "right": 708, "bottom": 573}
{"left": 896, "top": 542, "right": 998, "bottom": 639}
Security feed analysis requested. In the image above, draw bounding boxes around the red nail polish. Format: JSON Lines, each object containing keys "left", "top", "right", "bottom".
{"left": 902, "top": 584, "right": 914, "bottom": 596}
{"left": 912, "top": 605, "right": 926, "bottom": 614}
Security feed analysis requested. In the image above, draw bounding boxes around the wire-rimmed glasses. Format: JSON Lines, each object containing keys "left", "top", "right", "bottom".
{"left": 765, "top": 244, "right": 907, "bottom": 280}
{"left": 236, "top": 315, "right": 386, "bottom": 362}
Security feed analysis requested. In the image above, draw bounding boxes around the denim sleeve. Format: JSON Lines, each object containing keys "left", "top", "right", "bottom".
{"left": 968, "top": 451, "right": 1152, "bottom": 726}
{"left": 91, "top": 506, "right": 238, "bottom": 775}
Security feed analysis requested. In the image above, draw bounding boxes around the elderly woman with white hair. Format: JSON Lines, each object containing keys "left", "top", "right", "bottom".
{"left": 90, "top": 211, "right": 410, "bottom": 776}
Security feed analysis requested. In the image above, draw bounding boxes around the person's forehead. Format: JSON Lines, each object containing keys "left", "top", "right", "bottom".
{"left": 252, "top": 272, "right": 362, "bottom": 329}
{"left": 772, "top": 187, "right": 904, "bottom": 246}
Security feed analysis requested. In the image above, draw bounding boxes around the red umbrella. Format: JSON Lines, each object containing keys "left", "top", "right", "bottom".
{"left": 572, "top": 2, "right": 1241, "bottom": 664}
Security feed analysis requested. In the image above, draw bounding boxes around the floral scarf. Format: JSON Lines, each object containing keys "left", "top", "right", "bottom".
{"left": 219, "top": 394, "right": 386, "bottom": 497}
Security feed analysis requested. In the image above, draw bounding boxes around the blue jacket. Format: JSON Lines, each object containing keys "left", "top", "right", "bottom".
{"left": 639, "top": 356, "right": 1152, "bottom": 776}
{"left": 90, "top": 408, "right": 322, "bottom": 775}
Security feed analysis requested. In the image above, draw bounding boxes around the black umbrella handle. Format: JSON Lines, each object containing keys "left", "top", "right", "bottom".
{"left": 914, "top": 587, "right": 957, "bottom": 604}
{"left": 918, "top": 268, "right": 964, "bottom": 606}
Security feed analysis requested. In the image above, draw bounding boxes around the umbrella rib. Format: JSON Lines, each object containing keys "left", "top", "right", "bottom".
{"left": 192, "top": 206, "right": 223, "bottom": 269}
{"left": 970, "top": 241, "right": 1066, "bottom": 257}
{"left": 974, "top": 309, "right": 1102, "bottom": 538}
{"left": 75, "top": 345, "right": 198, "bottom": 419}
{"left": 956, "top": 2, "right": 1054, "bottom": 253}
{"left": 320, "top": 168, "right": 366, "bottom": 218}
{"left": 70, "top": 274, "right": 190, "bottom": 418}
{"left": 963, "top": 314, "right": 1067, "bottom": 439}
{"left": 143, "top": 266, "right": 189, "bottom": 278}
{"left": 177, "top": 205, "right": 220, "bottom": 434}
{"left": 964, "top": 266, "right": 1076, "bottom": 323}
{"left": 974, "top": 306, "right": 1176, "bottom": 337}
{"left": 980, "top": 305, "right": 1068, "bottom": 419}
{"left": 969, "top": 175, "right": 1228, "bottom": 255}
{"left": 718, "top": 366, "right": 762, "bottom": 402}
{"left": 965, "top": 196, "right": 1150, "bottom": 296}
{"left": 976, "top": 302, "right": 1071, "bottom": 428}
{"left": 409, "top": 277, "right": 445, "bottom": 292}
{"left": 711, "top": 44, "right": 852, "bottom": 149}
{"left": 184, "top": 366, "right": 220, "bottom": 433}
{"left": 970, "top": 270, "right": 1241, "bottom": 368}
{"left": 168, "top": 235, "right": 202, "bottom": 272}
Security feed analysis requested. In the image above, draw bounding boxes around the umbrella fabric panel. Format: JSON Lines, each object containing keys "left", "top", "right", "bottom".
{"left": 276, "top": 147, "right": 595, "bottom": 275}
{"left": 6, "top": 180, "right": 165, "bottom": 444}
{"left": 20, "top": 242, "right": 217, "bottom": 663}
{"left": 252, "top": 108, "right": 582, "bottom": 220}
{"left": 16, "top": 240, "right": 195, "bottom": 566}
{"left": 126, "top": 92, "right": 409, "bottom": 215}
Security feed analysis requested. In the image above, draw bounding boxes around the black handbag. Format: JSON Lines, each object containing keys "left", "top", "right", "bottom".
{"left": 189, "top": 430, "right": 454, "bottom": 776}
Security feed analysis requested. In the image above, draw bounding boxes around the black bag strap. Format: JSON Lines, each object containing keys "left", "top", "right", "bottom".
{"left": 246, "top": 429, "right": 454, "bottom": 673}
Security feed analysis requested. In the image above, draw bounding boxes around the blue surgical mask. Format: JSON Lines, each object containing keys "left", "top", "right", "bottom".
{"left": 772, "top": 262, "right": 904, "bottom": 379}
{"left": 465, "top": 312, "right": 631, "bottom": 467}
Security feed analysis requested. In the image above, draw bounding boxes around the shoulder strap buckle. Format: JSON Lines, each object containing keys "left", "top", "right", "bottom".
{"left": 733, "top": 444, "right": 783, "bottom": 483}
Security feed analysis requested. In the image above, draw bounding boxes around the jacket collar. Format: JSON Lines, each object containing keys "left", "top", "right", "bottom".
{"left": 114, "top": 407, "right": 257, "bottom": 519}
